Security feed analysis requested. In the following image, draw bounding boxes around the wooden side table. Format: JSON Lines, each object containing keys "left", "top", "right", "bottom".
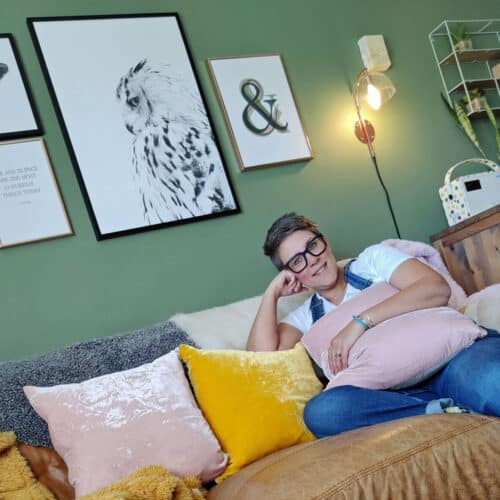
{"left": 430, "top": 205, "right": 500, "bottom": 294}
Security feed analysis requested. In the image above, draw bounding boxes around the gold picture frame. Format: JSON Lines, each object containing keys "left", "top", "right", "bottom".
{"left": 207, "top": 54, "right": 313, "bottom": 171}
{"left": 0, "top": 138, "right": 73, "bottom": 248}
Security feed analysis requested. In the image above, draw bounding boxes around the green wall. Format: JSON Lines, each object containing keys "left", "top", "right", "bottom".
{"left": 1, "top": 0, "right": 498, "bottom": 360}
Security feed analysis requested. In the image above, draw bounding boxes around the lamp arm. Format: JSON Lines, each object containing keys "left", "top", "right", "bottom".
{"left": 354, "top": 68, "right": 376, "bottom": 159}
{"left": 353, "top": 68, "right": 401, "bottom": 238}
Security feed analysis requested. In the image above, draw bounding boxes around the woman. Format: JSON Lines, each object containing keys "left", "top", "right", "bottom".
{"left": 247, "top": 213, "right": 500, "bottom": 437}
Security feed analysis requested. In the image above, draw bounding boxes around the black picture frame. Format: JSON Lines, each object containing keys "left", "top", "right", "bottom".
{"left": 0, "top": 33, "right": 43, "bottom": 141}
{"left": 28, "top": 13, "right": 240, "bottom": 240}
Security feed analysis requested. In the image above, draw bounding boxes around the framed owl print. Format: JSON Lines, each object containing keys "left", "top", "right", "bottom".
{"left": 28, "top": 14, "right": 240, "bottom": 240}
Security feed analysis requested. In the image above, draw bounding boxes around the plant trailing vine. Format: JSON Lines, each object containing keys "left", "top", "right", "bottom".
{"left": 482, "top": 99, "right": 500, "bottom": 161}
{"left": 442, "top": 93, "right": 486, "bottom": 157}
{"left": 441, "top": 91, "right": 500, "bottom": 161}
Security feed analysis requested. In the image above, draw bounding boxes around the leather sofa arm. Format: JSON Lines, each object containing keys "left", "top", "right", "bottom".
{"left": 208, "top": 414, "right": 500, "bottom": 500}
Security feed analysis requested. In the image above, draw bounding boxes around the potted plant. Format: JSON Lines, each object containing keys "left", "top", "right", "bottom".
{"left": 442, "top": 91, "right": 500, "bottom": 162}
{"left": 451, "top": 24, "right": 473, "bottom": 51}
{"left": 441, "top": 93, "right": 486, "bottom": 157}
{"left": 492, "top": 63, "right": 500, "bottom": 80}
{"left": 462, "top": 88, "right": 486, "bottom": 114}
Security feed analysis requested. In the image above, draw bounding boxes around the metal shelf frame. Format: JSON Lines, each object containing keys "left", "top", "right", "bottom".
{"left": 429, "top": 19, "right": 500, "bottom": 118}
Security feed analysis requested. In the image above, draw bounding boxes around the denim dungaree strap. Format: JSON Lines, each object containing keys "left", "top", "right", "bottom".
{"left": 309, "top": 259, "right": 373, "bottom": 323}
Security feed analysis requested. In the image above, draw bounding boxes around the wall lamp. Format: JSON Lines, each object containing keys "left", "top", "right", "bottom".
{"left": 354, "top": 35, "right": 401, "bottom": 238}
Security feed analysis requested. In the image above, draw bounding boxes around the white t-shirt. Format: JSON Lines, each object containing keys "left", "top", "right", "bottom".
{"left": 282, "top": 243, "right": 412, "bottom": 334}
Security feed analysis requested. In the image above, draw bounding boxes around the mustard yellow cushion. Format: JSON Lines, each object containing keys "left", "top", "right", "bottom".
{"left": 178, "top": 343, "right": 322, "bottom": 482}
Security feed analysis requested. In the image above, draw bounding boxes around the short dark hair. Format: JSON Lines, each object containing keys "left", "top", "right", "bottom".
{"left": 263, "top": 213, "right": 320, "bottom": 270}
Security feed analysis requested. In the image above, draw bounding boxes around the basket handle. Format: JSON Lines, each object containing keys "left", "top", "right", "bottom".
{"left": 444, "top": 158, "right": 500, "bottom": 184}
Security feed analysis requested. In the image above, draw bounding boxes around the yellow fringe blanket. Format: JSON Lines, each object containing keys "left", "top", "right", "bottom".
{"left": 0, "top": 431, "right": 55, "bottom": 500}
{"left": 0, "top": 431, "right": 206, "bottom": 500}
{"left": 80, "top": 465, "right": 207, "bottom": 500}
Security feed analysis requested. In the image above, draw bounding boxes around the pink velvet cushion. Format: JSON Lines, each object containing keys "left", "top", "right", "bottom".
{"left": 24, "top": 350, "right": 228, "bottom": 497}
{"left": 301, "top": 283, "right": 486, "bottom": 391}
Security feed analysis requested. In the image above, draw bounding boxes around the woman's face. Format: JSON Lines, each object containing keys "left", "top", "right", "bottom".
{"left": 278, "top": 229, "right": 339, "bottom": 291}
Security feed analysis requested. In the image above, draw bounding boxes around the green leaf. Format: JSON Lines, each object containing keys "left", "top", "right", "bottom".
{"left": 453, "top": 100, "right": 486, "bottom": 157}
{"left": 482, "top": 98, "right": 500, "bottom": 159}
{"left": 441, "top": 93, "right": 460, "bottom": 125}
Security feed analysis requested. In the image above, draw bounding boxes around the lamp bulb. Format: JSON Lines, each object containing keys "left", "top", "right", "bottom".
{"left": 367, "top": 83, "right": 381, "bottom": 110}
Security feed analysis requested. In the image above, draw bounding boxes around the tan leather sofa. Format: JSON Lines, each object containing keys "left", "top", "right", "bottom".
{"left": 23, "top": 413, "right": 500, "bottom": 499}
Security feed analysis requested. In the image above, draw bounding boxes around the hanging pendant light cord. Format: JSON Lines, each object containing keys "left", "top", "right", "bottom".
{"left": 371, "top": 155, "right": 401, "bottom": 239}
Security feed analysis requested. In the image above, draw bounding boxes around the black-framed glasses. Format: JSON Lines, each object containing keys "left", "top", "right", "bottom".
{"left": 283, "top": 234, "right": 327, "bottom": 273}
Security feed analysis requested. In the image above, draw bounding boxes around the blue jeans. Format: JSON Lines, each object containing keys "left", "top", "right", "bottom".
{"left": 304, "top": 329, "right": 500, "bottom": 438}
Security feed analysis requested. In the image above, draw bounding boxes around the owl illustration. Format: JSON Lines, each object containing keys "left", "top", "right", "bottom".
{"left": 0, "top": 63, "right": 8, "bottom": 81}
{"left": 116, "top": 59, "right": 236, "bottom": 224}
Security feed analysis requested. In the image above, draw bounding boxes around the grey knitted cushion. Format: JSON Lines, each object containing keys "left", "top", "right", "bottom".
{"left": 0, "top": 320, "right": 196, "bottom": 447}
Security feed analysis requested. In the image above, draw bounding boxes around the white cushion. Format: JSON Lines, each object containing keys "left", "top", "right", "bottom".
{"left": 171, "top": 292, "right": 311, "bottom": 350}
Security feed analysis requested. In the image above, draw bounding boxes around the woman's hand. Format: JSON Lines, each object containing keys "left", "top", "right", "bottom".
{"left": 247, "top": 270, "right": 305, "bottom": 352}
{"left": 268, "top": 270, "right": 306, "bottom": 300}
{"left": 328, "top": 320, "right": 366, "bottom": 375}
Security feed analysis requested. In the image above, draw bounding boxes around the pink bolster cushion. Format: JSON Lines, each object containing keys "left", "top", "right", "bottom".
{"left": 301, "top": 283, "right": 486, "bottom": 391}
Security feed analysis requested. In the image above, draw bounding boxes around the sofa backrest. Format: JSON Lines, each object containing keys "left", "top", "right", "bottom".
{"left": 171, "top": 291, "right": 312, "bottom": 350}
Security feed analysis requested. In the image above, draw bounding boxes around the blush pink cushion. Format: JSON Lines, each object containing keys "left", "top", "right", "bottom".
{"left": 24, "top": 350, "right": 228, "bottom": 497}
{"left": 301, "top": 283, "right": 486, "bottom": 391}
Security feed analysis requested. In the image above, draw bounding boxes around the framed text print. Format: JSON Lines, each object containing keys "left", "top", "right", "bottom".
{"left": 28, "top": 14, "right": 239, "bottom": 240}
{"left": 207, "top": 54, "right": 313, "bottom": 171}
{"left": 0, "top": 138, "right": 73, "bottom": 248}
{"left": 0, "top": 34, "right": 42, "bottom": 140}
